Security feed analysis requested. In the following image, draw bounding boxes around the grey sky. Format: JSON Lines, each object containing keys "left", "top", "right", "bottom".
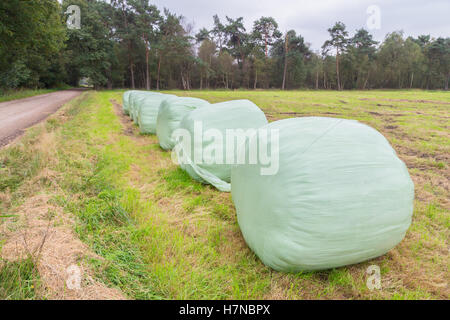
{"left": 149, "top": 0, "right": 450, "bottom": 50}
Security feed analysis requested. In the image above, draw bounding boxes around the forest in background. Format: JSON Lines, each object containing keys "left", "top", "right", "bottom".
{"left": 0, "top": 0, "right": 449, "bottom": 91}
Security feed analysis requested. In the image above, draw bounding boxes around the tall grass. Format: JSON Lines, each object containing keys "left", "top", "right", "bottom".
{"left": 0, "top": 258, "right": 40, "bottom": 300}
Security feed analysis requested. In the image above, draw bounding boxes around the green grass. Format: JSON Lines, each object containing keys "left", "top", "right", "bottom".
{"left": 0, "top": 89, "right": 448, "bottom": 300}
{"left": 0, "top": 88, "right": 66, "bottom": 103}
{"left": 0, "top": 258, "right": 40, "bottom": 300}
{"left": 0, "top": 133, "right": 44, "bottom": 194}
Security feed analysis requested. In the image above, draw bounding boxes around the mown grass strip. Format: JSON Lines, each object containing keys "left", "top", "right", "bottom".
{"left": 48, "top": 92, "right": 164, "bottom": 299}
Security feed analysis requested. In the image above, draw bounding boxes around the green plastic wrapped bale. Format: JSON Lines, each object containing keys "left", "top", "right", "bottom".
{"left": 132, "top": 92, "right": 156, "bottom": 124}
{"left": 175, "top": 100, "right": 268, "bottom": 192}
{"left": 130, "top": 91, "right": 162, "bottom": 123}
{"left": 156, "top": 97, "right": 210, "bottom": 150}
{"left": 127, "top": 90, "right": 147, "bottom": 118}
{"left": 231, "top": 117, "right": 414, "bottom": 272}
{"left": 128, "top": 91, "right": 146, "bottom": 121}
{"left": 137, "top": 94, "right": 177, "bottom": 134}
{"left": 122, "top": 91, "right": 132, "bottom": 115}
{"left": 128, "top": 91, "right": 141, "bottom": 118}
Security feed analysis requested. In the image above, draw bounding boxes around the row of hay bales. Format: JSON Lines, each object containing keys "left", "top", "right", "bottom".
{"left": 123, "top": 90, "right": 268, "bottom": 192}
{"left": 122, "top": 90, "right": 414, "bottom": 273}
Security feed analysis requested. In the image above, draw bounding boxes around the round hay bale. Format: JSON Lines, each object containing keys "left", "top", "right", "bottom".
{"left": 122, "top": 91, "right": 133, "bottom": 115}
{"left": 129, "top": 91, "right": 162, "bottom": 124}
{"left": 156, "top": 97, "right": 210, "bottom": 150}
{"left": 137, "top": 94, "right": 177, "bottom": 134}
{"left": 231, "top": 117, "right": 414, "bottom": 271}
{"left": 175, "top": 99, "right": 268, "bottom": 192}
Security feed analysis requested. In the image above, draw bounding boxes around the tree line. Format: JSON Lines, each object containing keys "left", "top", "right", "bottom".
{"left": 0, "top": 0, "right": 448, "bottom": 91}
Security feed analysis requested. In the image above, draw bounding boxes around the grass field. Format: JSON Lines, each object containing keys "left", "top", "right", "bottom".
{"left": 0, "top": 89, "right": 448, "bottom": 299}
{"left": 0, "top": 89, "right": 62, "bottom": 103}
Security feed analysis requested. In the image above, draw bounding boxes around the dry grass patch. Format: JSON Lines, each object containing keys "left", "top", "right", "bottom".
{"left": 1, "top": 194, "right": 125, "bottom": 300}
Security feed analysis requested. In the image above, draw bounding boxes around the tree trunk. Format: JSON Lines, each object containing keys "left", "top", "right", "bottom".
{"left": 410, "top": 72, "right": 414, "bottom": 89}
{"left": 355, "top": 71, "right": 360, "bottom": 89}
{"left": 315, "top": 70, "right": 319, "bottom": 89}
{"left": 222, "top": 73, "right": 226, "bottom": 88}
{"left": 127, "top": 42, "right": 135, "bottom": 89}
{"left": 121, "top": 4, "right": 134, "bottom": 89}
{"left": 363, "top": 70, "right": 370, "bottom": 90}
{"left": 265, "top": 34, "right": 268, "bottom": 57}
{"left": 181, "top": 72, "right": 187, "bottom": 90}
{"left": 200, "top": 73, "right": 203, "bottom": 90}
{"left": 156, "top": 54, "right": 161, "bottom": 90}
{"left": 145, "top": 43, "right": 150, "bottom": 90}
{"left": 107, "top": 64, "right": 113, "bottom": 89}
{"left": 336, "top": 48, "right": 341, "bottom": 91}
{"left": 254, "top": 69, "right": 258, "bottom": 89}
{"left": 282, "top": 59, "right": 288, "bottom": 90}
{"left": 282, "top": 34, "right": 289, "bottom": 90}
{"left": 130, "top": 58, "right": 135, "bottom": 89}
{"left": 144, "top": 34, "right": 151, "bottom": 90}
{"left": 445, "top": 72, "right": 449, "bottom": 91}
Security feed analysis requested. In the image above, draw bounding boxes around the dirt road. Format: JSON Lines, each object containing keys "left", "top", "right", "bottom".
{"left": 0, "top": 89, "right": 85, "bottom": 147}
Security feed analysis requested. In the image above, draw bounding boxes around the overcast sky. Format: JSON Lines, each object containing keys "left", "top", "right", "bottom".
{"left": 149, "top": 0, "right": 450, "bottom": 50}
